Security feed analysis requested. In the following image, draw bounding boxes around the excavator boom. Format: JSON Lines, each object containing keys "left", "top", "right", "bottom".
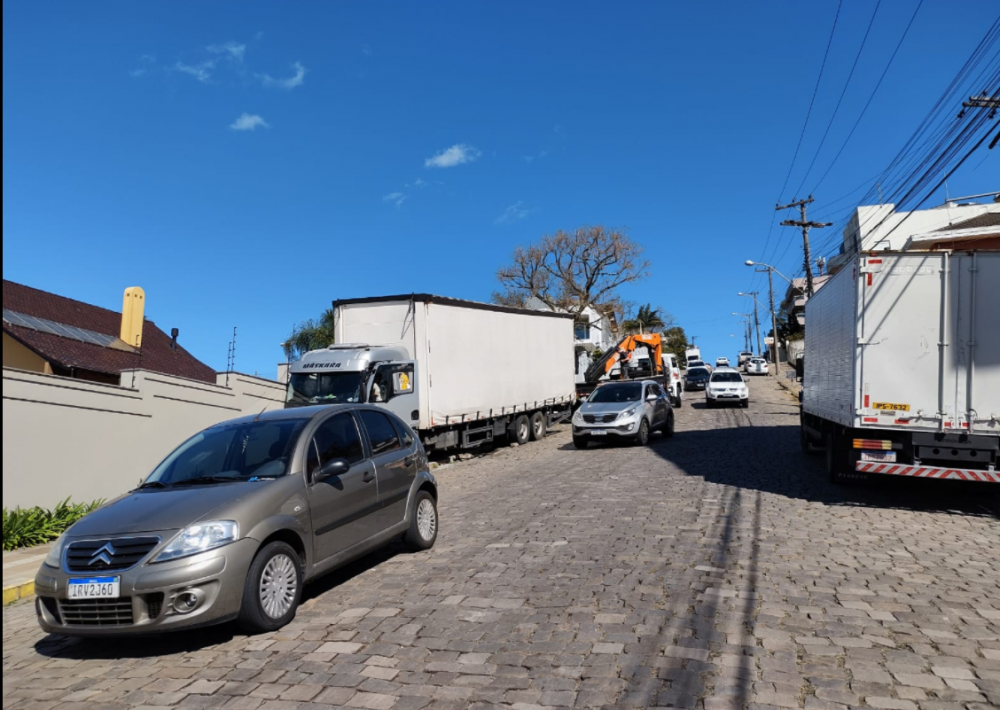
{"left": 583, "top": 333, "right": 665, "bottom": 384}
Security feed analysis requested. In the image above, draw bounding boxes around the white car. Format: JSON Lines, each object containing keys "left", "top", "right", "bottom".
{"left": 662, "top": 353, "right": 683, "bottom": 408}
{"left": 715, "top": 357, "right": 730, "bottom": 369}
{"left": 746, "top": 357, "right": 769, "bottom": 376}
{"left": 706, "top": 368, "right": 749, "bottom": 408}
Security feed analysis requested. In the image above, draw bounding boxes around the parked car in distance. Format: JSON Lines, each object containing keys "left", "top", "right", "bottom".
{"left": 684, "top": 366, "right": 711, "bottom": 391}
{"left": 737, "top": 351, "right": 753, "bottom": 368}
{"left": 34, "top": 406, "right": 438, "bottom": 637}
{"left": 572, "top": 380, "right": 674, "bottom": 448}
{"left": 662, "top": 353, "right": 683, "bottom": 407}
{"left": 746, "top": 357, "right": 769, "bottom": 376}
{"left": 706, "top": 368, "right": 749, "bottom": 408}
{"left": 687, "top": 359, "right": 710, "bottom": 372}
{"left": 715, "top": 357, "right": 730, "bottom": 369}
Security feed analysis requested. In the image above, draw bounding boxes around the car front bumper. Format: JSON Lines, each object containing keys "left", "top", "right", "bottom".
{"left": 706, "top": 391, "right": 748, "bottom": 403}
{"left": 685, "top": 382, "right": 707, "bottom": 390}
{"left": 573, "top": 416, "right": 642, "bottom": 439}
{"left": 34, "top": 538, "right": 259, "bottom": 636}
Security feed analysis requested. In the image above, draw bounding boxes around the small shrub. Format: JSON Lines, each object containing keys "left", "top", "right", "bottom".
{"left": 2, "top": 499, "right": 104, "bottom": 551}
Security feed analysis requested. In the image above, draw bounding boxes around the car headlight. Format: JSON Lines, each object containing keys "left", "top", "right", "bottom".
{"left": 618, "top": 408, "right": 637, "bottom": 420}
{"left": 154, "top": 521, "right": 239, "bottom": 563}
{"left": 44, "top": 534, "right": 68, "bottom": 569}
{"left": 572, "top": 409, "right": 584, "bottom": 422}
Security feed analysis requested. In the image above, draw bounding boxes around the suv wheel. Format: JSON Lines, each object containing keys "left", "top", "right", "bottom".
{"left": 573, "top": 435, "right": 589, "bottom": 449}
{"left": 662, "top": 413, "right": 675, "bottom": 438}
{"left": 238, "top": 542, "right": 302, "bottom": 634}
{"left": 633, "top": 419, "right": 650, "bottom": 446}
{"left": 405, "top": 491, "right": 438, "bottom": 551}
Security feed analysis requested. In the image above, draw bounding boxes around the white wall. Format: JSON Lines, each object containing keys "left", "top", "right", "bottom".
{"left": 2, "top": 368, "right": 286, "bottom": 509}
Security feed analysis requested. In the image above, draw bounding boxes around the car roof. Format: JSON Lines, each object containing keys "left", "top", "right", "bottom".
{"left": 712, "top": 367, "right": 740, "bottom": 373}
{"left": 206, "top": 403, "right": 391, "bottom": 430}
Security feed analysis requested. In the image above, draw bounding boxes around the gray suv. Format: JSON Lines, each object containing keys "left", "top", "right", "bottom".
{"left": 34, "top": 405, "right": 438, "bottom": 636}
{"left": 572, "top": 380, "right": 674, "bottom": 448}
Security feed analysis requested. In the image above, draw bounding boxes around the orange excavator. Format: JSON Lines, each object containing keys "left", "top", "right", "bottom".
{"left": 580, "top": 333, "right": 666, "bottom": 397}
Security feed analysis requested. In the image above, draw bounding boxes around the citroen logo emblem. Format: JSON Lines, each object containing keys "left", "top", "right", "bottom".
{"left": 89, "top": 542, "right": 116, "bottom": 567}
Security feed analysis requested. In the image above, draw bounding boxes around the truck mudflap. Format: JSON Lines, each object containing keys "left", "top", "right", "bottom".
{"left": 855, "top": 462, "right": 1000, "bottom": 483}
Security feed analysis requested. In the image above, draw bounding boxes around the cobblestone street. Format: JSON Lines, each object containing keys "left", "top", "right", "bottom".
{"left": 4, "top": 376, "right": 999, "bottom": 710}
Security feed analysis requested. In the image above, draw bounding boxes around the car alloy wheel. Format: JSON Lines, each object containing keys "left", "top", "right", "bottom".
{"left": 259, "top": 553, "right": 298, "bottom": 619}
{"left": 417, "top": 498, "right": 437, "bottom": 541}
{"left": 634, "top": 419, "right": 649, "bottom": 446}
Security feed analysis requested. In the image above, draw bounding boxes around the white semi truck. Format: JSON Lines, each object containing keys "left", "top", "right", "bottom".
{"left": 799, "top": 251, "right": 999, "bottom": 484}
{"left": 286, "top": 294, "right": 576, "bottom": 451}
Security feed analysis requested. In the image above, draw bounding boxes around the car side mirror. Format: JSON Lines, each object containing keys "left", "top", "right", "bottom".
{"left": 647, "top": 394, "right": 658, "bottom": 401}
{"left": 315, "top": 458, "right": 350, "bottom": 482}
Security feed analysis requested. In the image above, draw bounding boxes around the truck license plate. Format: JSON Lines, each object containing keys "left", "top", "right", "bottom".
{"left": 68, "top": 577, "right": 120, "bottom": 599}
{"left": 860, "top": 451, "right": 896, "bottom": 463}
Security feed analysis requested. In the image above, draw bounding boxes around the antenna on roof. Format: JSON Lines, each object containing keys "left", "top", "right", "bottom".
{"left": 225, "top": 326, "right": 237, "bottom": 387}
{"left": 253, "top": 405, "right": 267, "bottom": 422}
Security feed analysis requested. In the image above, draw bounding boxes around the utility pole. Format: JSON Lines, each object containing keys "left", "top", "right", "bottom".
{"left": 959, "top": 93, "right": 1000, "bottom": 118}
{"left": 776, "top": 196, "right": 832, "bottom": 297}
{"left": 743, "top": 291, "right": 762, "bottom": 356}
{"left": 758, "top": 270, "right": 780, "bottom": 366}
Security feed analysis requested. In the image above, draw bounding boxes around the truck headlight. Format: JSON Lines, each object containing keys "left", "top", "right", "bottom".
{"left": 154, "top": 521, "right": 239, "bottom": 563}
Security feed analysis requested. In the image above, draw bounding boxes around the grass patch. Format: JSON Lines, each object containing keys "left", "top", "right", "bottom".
{"left": 2, "top": 499, "right": 104, "bottom": 551}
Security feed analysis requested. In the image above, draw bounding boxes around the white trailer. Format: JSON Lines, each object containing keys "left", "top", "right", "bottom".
{"left": 800, "top": 251, "right": 1000, "bottom": 483}
{"left": 286, "top": 294, "right": 576, "bottom": 451}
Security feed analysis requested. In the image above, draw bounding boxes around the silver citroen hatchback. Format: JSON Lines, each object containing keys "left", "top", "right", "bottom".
{"left": 34, "top": 405, "right": 438, "bottom": 636}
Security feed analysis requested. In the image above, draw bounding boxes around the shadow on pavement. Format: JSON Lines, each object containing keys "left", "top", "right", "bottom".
{"left": 34, "top": 621, "right": 237, "bottom": 659}
{"left": 648, "top": 424, "right": 1000, "bottom": 519}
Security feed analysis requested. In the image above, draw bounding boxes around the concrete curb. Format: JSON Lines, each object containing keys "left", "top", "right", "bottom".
{"left": 3, "top": 581, "right": 34, "bottom": 606}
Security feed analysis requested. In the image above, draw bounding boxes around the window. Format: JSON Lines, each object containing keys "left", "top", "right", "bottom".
{"left": 369, "top": 364, "right": 415, "bottom": 403}
{"left": 647, "top": 383, "right": 663, "bottom": 398}
{"left": 590, "top": 382, "right": 642, "bottom": 403}
{"left": 574, "top": 319, "right": 591, "bottom": 341}
{"left": 711, "top": 372, "right": 744, "bottom": 383}
{"left": 359, "top": 410, "right": 401, "bottom": 456}
{"left": 147, "top": 420, "right": 307, "bottom": 484}
{"left": 307, "top": 413, "right": 364, "bottom": 477}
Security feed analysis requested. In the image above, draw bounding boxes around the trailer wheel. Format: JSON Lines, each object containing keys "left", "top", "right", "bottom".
{"left": 530, "top": 412, "right": 547, "bottom": 441}
{"left": 510, "top": 415, "right": 531, "bottom": 445}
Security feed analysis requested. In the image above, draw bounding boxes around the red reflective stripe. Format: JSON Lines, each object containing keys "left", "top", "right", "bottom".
{"left": 868, "top": 259, "right": 883, "bottom": 264}
{"left": 864, "top": 395, "right": 870, "bottom": 407}
{"left": 898, "top": 467, "right": 915, "bottom": 476}
{"left": 867, "top": 273, "right": 873, "bottom": 287}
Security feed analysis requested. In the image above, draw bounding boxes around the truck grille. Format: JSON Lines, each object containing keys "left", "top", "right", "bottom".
{"left": 65, "top": 537, "right": 160, "bottom": 572}
{"left": 58, "top": 598, "right": 134, "bottom": 626}
{"left": 583, "top": 414, "right": 617, "bottom": 424}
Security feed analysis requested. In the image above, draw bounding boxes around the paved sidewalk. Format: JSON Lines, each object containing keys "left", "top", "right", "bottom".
{"left": 2, "top": 543, "right": 51, "bottom": 605}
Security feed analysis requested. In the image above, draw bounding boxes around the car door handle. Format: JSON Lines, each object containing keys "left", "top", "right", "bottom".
{"left": 404, "top": 455, "right": 416, "bottom": 467}
{"left": 363, "top": 470, "right": 376, "bottom": 483}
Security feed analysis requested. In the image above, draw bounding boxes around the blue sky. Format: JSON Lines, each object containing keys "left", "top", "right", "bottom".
{"left": 4, "top": 1, "right": 997, "bottom": 376}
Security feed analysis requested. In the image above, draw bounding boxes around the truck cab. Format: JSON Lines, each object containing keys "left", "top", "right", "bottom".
{"left": 286, "top": 344, "right": 418, "bottom": 426}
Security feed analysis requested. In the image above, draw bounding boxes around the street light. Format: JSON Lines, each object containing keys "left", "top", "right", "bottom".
{"left": 744, "top": 260, "right": 789, "bottom": 367}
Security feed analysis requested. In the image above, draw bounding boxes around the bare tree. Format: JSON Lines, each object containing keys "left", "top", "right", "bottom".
{"left": 492, "top": 226, "right": 650, "bottom": 317}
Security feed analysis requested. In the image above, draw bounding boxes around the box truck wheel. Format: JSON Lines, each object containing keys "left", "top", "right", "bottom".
{"left": 530, "top": 412, "right": 547, "bottom": 441}
{"left": 510, "top": 415, "right": 531, "bottom": 445}
{"left": 825, "top": 431, "right": 848, "bottom": 484}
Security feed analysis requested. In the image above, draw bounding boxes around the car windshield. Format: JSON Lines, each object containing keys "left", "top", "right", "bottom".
{"left": 589, "top": 382, "right": 643, "bottom": 403}
{"left": 145, "top": 419, "right": 308, "bottom": 486}
{"left": 687, "top": 367, "right": 709, "bottom": 378}
{"left": 287, "top": 372, "right": 364, "bottom": 406}
{"left": 711, "top": 372, "right": 744, "bottom": 383}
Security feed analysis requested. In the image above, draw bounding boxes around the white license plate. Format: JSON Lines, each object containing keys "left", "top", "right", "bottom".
{"left": 68, "top": 577, "right": 120, "bottom": 599}
{"left": 860, "top": 451, "right": 896, "bottom": 463}
{"left": 590, "top": 429, "right": 607, "bottom": 436}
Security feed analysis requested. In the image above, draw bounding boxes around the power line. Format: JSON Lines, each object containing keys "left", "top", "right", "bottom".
{"left": 794, "top": 0, "right": 884, "bottom": 196}
{"left": 810, "top": 0, "right": 927, "bottom": 194}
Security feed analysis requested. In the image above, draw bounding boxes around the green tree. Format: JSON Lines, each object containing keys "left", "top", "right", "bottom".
{"left": 621, "top": 304, "right": 671, "bottom": 335}
{"left": 661, "top": 326, "right": 690, "bottom": 367}
{"left": 283, "top": 308, "right": 336, "bottom": 361}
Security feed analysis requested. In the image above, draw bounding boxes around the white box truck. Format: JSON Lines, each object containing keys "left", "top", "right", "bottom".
{"left": 286, "top": 294, "right": 576, "bottom": 451}
{"left": 800, "top": 251, "right": 1000, "bottom": 484}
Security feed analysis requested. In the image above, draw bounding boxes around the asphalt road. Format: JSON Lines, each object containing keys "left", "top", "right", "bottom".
{"left": 4, "top": 375, "right": 999, "bottom": 710}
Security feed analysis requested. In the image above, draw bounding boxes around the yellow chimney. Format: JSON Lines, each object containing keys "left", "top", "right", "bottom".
{"left": 120, "top": 287, "right": 145, "bottom": 348}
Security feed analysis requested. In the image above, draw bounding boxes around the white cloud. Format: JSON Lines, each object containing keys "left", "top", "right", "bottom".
{"left": 208, "top": 42, "right": 246, "bottom": 62}
{"left": 383, "top": 192, "right": 407, "bottom": 208}
{"left": 230, "top": 113, "right": 269, "bottom": 131}
{"left": 425, "top": 144, "right": 481, "bottom": 169}
{"left": 175, "top": 60, "right": 215, "bottom": 83}
{"left": 140, "top": 54, "right": 156, "bottom": 63}
{"left": 413, "top": 178, "right": 427, "bottom": 187}
{"left": 495, "top": 201, "right": 531, "bottom": 225}
{"left": 258, "top": 62, "right": 306, "bottom": 90}
{"left": 129, "top": 68, "right": 148, "bottom": 78}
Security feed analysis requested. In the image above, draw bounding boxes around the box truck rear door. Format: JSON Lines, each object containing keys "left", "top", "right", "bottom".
{"left": 859, "top": 254, "right": 946, "bottom": 429}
